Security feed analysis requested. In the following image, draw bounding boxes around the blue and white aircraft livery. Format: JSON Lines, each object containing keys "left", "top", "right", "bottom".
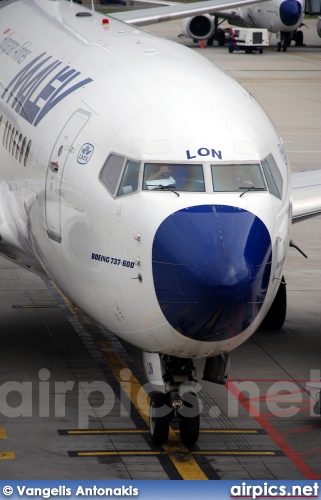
{"left": 178, "top": 0, "right": 307, "bottom": 50}
{"left": 0, "top": 0, "right": 320, "bottom": 446}
{"left": 115, "top": 0, "right": 309, "bottom": 51}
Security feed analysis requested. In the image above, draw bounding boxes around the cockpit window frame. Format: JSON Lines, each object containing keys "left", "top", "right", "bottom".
{"left": 261, "top": 153, "right": 283, "bottom": 200}
{"left": 210, "top": 162, "right": 267, "bottom": 193}
{"left": 99, "top": 153, "right": 126, "bottom": 196}
{"left": 142, "top": 162, "right": 206, "bottom": 193}
{"left": 117, "top": 159, "right": 141, "bottom": 198}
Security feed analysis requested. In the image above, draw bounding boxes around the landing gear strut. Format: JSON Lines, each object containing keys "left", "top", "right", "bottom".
{"left": 207, "top": 17, "right": 226, "bottom": 46}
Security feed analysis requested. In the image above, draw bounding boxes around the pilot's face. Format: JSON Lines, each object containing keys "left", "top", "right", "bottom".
{"left": 159, "top": 165, "right": 171, "bottom": 174}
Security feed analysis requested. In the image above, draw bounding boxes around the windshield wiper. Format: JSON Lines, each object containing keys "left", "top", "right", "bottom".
{"left": 157, "top": 184, "right": 180, "bottom": 197}
{"left": 239, "top": 186, "right": 265, "bottom": 197}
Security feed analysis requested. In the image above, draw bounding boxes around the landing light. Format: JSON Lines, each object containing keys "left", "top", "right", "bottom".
{"left": 172, "top": 399, "right": 183, "bottom": 410}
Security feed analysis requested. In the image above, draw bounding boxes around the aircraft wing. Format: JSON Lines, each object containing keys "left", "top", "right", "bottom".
{"left": 291, "top": 169, "right": 321, "bottom": 222}
{"left": 111, "top": 0, "right": 267, "bottom": 26}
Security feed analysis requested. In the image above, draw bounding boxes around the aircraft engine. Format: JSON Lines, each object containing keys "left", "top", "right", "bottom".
{"left": 317, "top": 17, "right": 321, "bottom": 38}
{"left": 181, "top": 14, "right": 215, "bottom": 41}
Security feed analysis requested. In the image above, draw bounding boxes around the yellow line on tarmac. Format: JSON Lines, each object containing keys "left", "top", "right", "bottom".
{"left": 65, "top": 428, "right": 259, "bottom": 435}
{"left": 78, "top": 451, "right": 166, "bottom": 456}
{"left": 0, "top": 428, "right": 7, "bottom": 439}
{"left": 0, "top": 452, "right": 15, "bottom": 459}
{"left": 67, "top": 429, "right": 149, "bottom": 435}
{"left": 95, "top": 337, "right": 208, "bottom": 480}
{"left": 75, "top": 449, "right": 276, "bottom": 457}
{"left": 289, "top": 52, "right": 321, "bottom": 61}
{"left": 13, "top": 305, "right": 61, "bottom": 308}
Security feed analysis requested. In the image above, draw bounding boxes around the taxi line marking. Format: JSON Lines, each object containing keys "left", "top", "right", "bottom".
{"left": 68, "top": 449, "right": 283, "bottom": 457}
{"left": 289, "top": 52, "right": 321, "bottom": 61}
{"left": 12, "top": 305, "right": 62, "bottom": 308}
{"left": 0, "top": 452, "right": 15, "bottom": 460}
{"left": 59, "top": 428, "right": 266, "bottom": 435}
{"left": 0, "top": 428, "right": 8, "bottom": 439}
{"left": 0, "top": 429, "right": 15, "bottom": 459}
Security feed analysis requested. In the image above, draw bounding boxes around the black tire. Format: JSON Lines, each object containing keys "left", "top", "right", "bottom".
{"left": 259, "top": 48, "right": 263, "bottom": 54}
{"left": 179, "top": 392, "right": 200, "bottom": 446}
{"left": 295, "top": 30, "right": 303, "bottom": 46}
{"left": 207, "top": 35, "right": 214, "bottom": 47}
{"left": 277, "top": 42, "right": 281, "bottom": 52}
{"left": 282, "top": 42, "right": 287, "bottom": 52}
{"left": 218, "top": 30, "right": 226, "bottom": 46}
{"left": 149, "top": 392, "right": 171, "bottom": 445}
{"left": 260, "top": 277, "right": 287, "bottom": 330}
{"left": 228, "top": 45, "right": 233, "bottom": 53}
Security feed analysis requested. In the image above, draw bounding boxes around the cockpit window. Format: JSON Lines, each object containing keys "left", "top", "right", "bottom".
{"left": 100, "top": 154, "right": 124, "bottom": 195}
{"left": 143, "top": 163, "right": 205, "bottom": 192}
{"left": 211, "top": 164, "right": 266, "bottom": 192}
{"left": 261, "top": 154, "right": 283, "bottom": 199}
{"left": 117, "top": 160, "right": 140, "bottom": 197}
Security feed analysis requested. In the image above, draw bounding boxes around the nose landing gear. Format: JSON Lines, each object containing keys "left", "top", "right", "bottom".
{"left": 147, "top": 355, "right": 201, "bottom": 446}
{"left": 149, "top": 389, "right": 200, "bottom": 446}
{"left": 277, "top": 29, "right": 304, "bottom": 52}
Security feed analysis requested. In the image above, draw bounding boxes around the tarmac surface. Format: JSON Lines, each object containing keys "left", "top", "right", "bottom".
{"left": 0, "top": 15, "right": 320, "bottom": 480}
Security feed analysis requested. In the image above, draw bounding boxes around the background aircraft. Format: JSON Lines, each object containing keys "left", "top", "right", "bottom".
{"left": 180, "top": 0, "right": 306, "bottom": 51}
{"left": 0, "top": 0, "right": 321, "bottom": 447}
{"left": 114, "top": 0, "right": 321, "bottom": 51}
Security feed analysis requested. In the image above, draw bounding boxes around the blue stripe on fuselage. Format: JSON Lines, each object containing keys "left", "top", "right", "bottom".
{"left": 152, "top": 205, "right": 272, "bottom": 342}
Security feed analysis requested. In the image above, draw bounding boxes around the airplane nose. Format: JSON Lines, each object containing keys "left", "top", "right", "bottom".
{"left": 152, "top": 205, "right": 272, "bottom": 342}
{"left": 279, "top": 0, "right": 302, "bottom": 26}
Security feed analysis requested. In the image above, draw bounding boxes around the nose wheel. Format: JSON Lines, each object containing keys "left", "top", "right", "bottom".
{"left": 178, "top": 392, "right": 200, "bottom": 446}
{"left": 277, "top": 41, "right": 288, "bottom": 52}
{"left": 148, "top": 355, "right": 201, "bottom": 446}
{"left": 149, "top": 390, "right": 200, "bottom": 446}
{"left": 149, "top": 392, "right": 171, "bottom": 445}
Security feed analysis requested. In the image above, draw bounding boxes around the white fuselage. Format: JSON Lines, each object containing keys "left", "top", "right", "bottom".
{"left": 0, "top": 0, "right": 292, "bottom": 359}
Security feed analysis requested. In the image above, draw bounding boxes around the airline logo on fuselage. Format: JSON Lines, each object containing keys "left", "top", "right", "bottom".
{"left": 1, "top": 52, "right": 93, "bottom": 127}
{"left": 77, "top": 143, "right": 94, "bottom": 164}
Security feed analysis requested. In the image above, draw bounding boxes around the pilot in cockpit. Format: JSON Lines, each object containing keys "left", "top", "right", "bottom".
{"left": 221, "top": 165, "right": 254, "bottom": 191}
{"left": 145, "top": 164, "right": 176, "bottom": 189}
{"left": 147, "top": 164, "right": 173, "bottom": 181}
